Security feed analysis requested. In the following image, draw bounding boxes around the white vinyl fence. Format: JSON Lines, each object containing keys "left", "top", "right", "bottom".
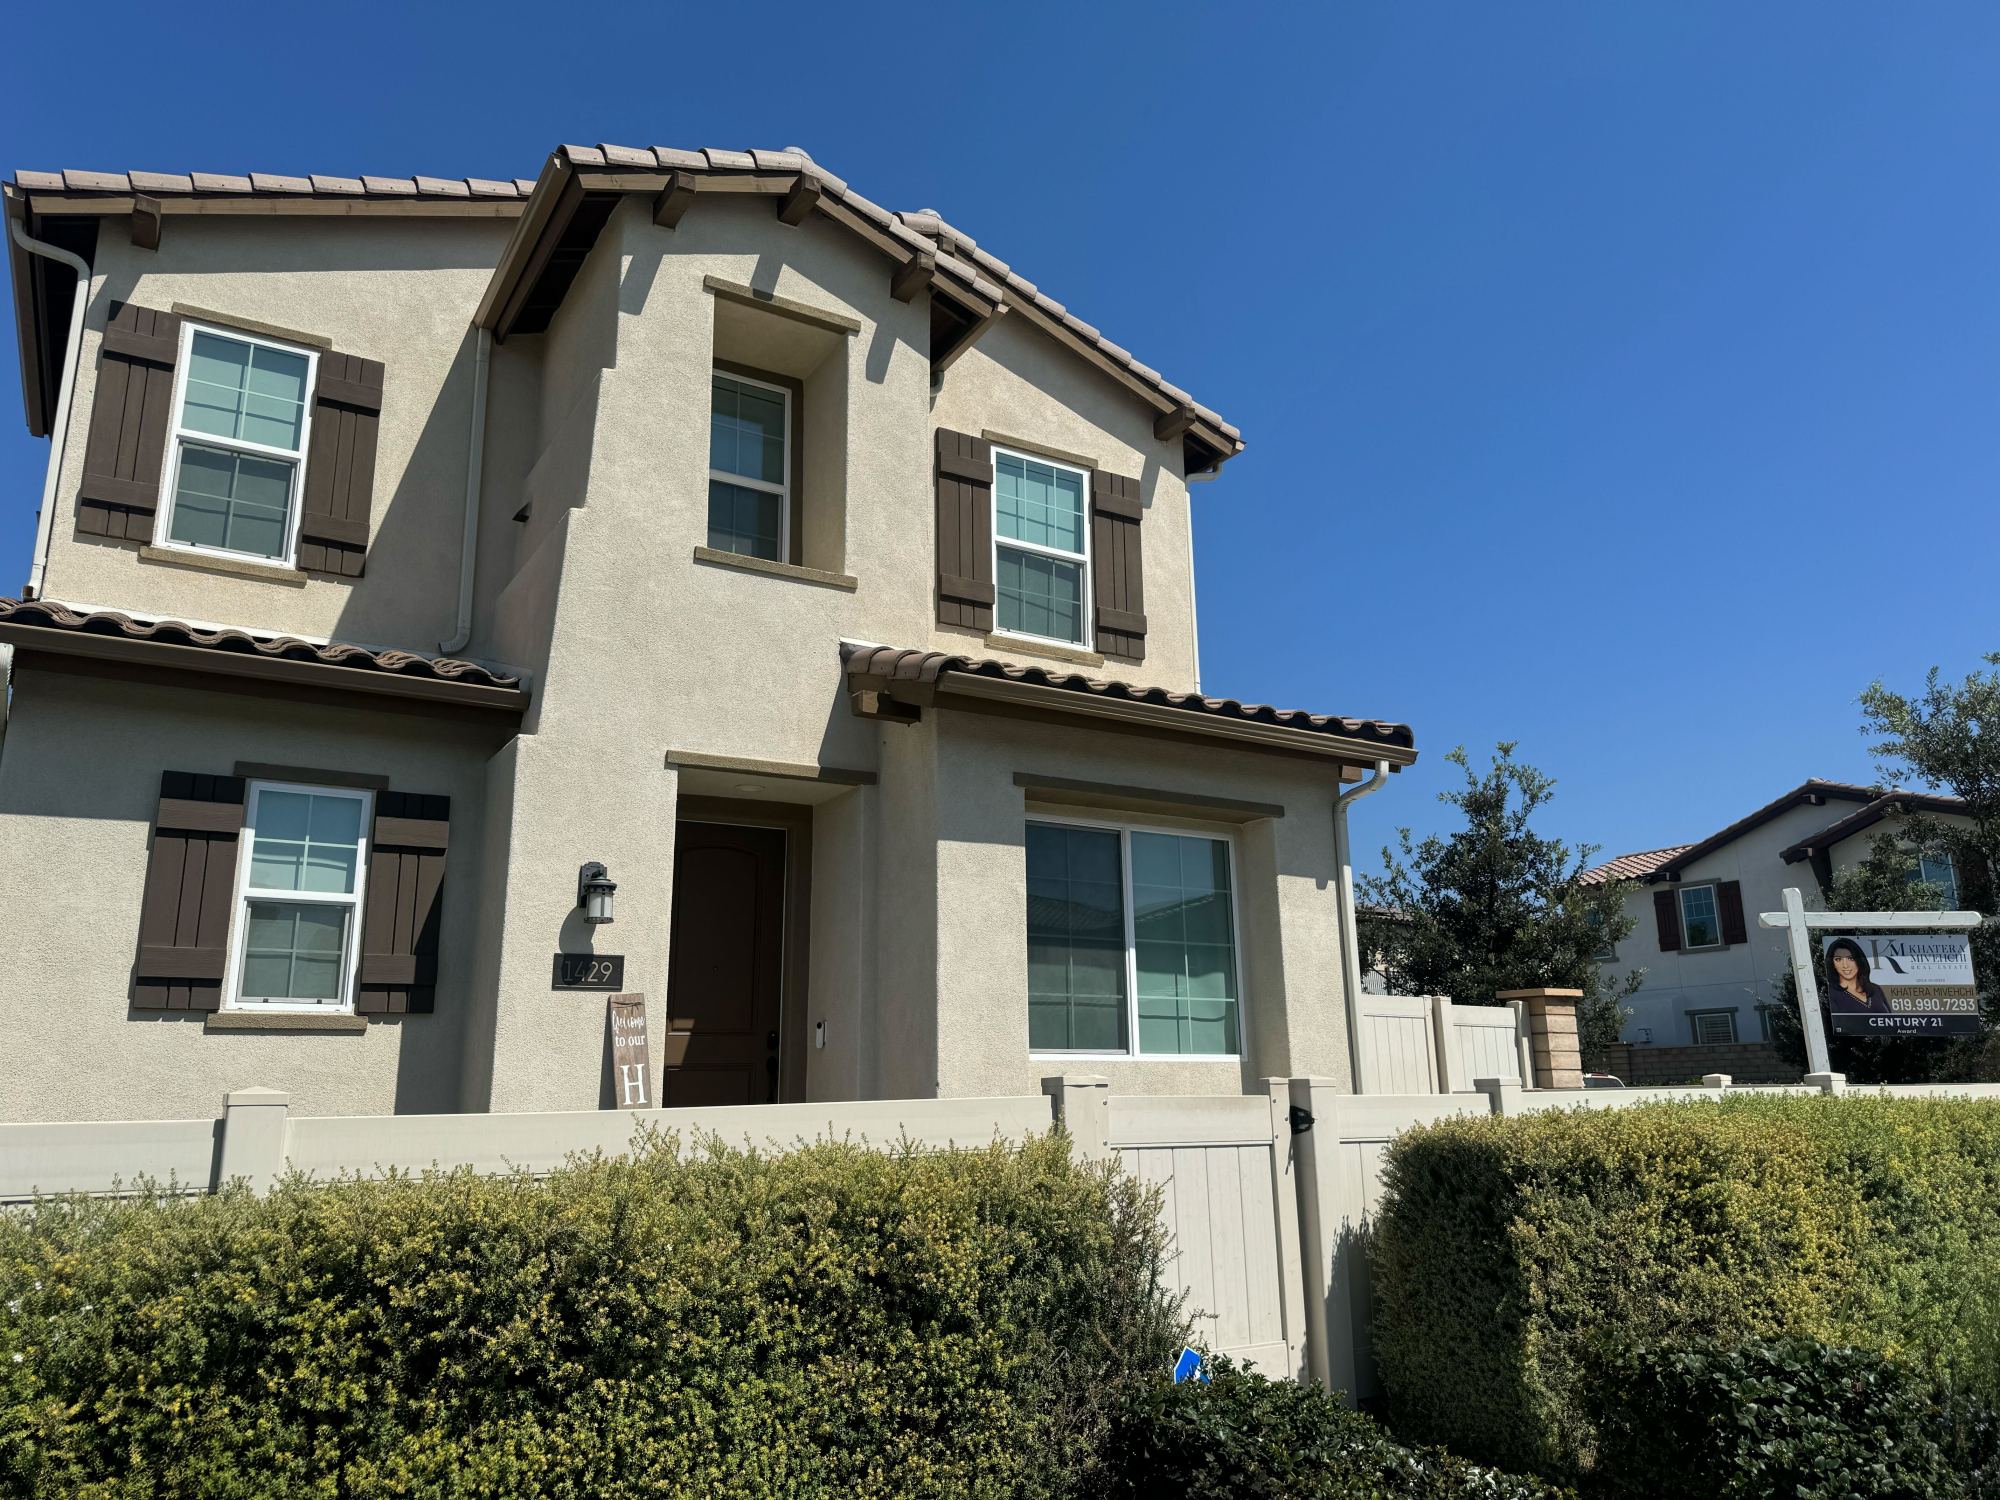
{"left": 1356, "top": 995, "right": 1534, "bottom": 1094}
{"left": 7, "top": 1074, "right": 1999, "bottom": 1405}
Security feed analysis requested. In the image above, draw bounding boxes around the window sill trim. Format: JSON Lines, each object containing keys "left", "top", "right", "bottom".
{"left": 204, "top": 1011, "right": 368, "bottom": 1034}
{"left": 139, "top": 545, "right": 309, "bottom": 587}
{"left": 984, "top": 633, "right": 1104, "bottom": 670}
{"left": 1028, "top": 1053, "right": 1243, "bottom": 1064}
{"left": 692, "top": 546, "right": 856, "bottom": 591}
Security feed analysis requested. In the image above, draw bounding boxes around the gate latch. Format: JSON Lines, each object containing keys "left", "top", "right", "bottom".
{"left": 1287, "top": 1104, "right": 1315, "bottom": 1136}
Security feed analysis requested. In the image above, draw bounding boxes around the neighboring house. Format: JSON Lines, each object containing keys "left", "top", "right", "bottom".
{"left": 1583, "top": 778, "right": 1972, "bottom": 1082}
{"left": 0, "top": 145, "right": 1418, "bottom": 1123}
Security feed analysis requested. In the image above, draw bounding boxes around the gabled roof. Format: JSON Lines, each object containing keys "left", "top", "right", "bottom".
{"left": 0, "top": 599, "right": 526, "bottom": 715}
{"left": 1781, "top": 791, "right": 1969, "bottom": 864}
{"left": 840, "top": 643, "right": 1415, "bottom": 770}
{"left": 1586, "top": 779, "right": 1887, "bottom": 888}
{"left": 1578, "top": 846, "right": 1691, "bottom": 886}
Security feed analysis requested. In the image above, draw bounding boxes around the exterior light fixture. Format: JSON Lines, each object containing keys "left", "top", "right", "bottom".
{"left": 577, "top": 861, "right": 617, "bottom": 925}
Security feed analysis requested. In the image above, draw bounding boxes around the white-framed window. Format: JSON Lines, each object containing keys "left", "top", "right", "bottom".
{"left": 708, "top": 370, "right": 790, "bottom": 562}
{"left": 1690, "top": 1009, "right": 1738, "bottom": 1046}
{"left": 222, "top": 781, "right": 371, "bottom": 1012}
{"left": 1026, "top": 814, "right": 1243, "bottom": 1059}
{"left": 1678, "top": 883, "right": 1723, "bottom": 949}
{"left": 156, "top": 321, "right": 318, "bottom": 565}
{"left": 1916, "top": 852, "right": 1959, "bottom": 908}
{"left": 993, "top": 447, "right": 1091, "bottom": 647}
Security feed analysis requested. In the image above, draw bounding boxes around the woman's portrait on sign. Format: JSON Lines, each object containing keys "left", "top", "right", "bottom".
{"left": 1826, "top": 937, "right": 1892, "bottom": 1015}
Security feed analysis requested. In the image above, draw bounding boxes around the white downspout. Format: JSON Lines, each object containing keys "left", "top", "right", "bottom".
{"left": 1334, "top": 759, "right": 1393, "bottom": 1093}
{"left": 1185, "top": 465, "right": 1218, "bottom": 692}
{"left": 439, "top": 324, "right": 491, "bottom": 655}
{"left": 9, "top": 218, "right": 91, "bottom": 602}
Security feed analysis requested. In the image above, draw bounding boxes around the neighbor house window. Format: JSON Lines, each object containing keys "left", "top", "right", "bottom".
{"left": 159, "top": 323, "right": 316, "bottom": 563}
{"left": 225, "top": 782, "right": 371, "bottom": 1011}
{"left": 1678, "top": 883, "right": 1723, "bottom": 949}
{"left": 994, "top": 448, "right": 1090, "bottom": 646}
{"left": 708, "top": 371, "right": 790, "bottom": 561}
{"left": 1027, "top": 818, "right": 1241, "bottom": 1058}
{"left": 1916, "top": 852, "right": 1959, "bottom": 908}
{"left": 1690, "top": 1009, "right": 1738, "bottom": 1046}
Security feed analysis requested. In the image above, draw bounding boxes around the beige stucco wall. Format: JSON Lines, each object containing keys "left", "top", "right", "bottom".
{"left": 0, "top": 668, "right": 502, "bottom": 1122}
{"left": 39, "top": 216, "right": 518, "bottom": 651}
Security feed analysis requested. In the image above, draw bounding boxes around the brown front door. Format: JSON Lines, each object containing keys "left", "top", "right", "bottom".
{"left": 663, "top": 822, "right": 786, "bottom": 1107}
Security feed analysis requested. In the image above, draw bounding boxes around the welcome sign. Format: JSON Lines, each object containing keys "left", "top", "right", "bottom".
{"left": 1823, "top": 933, "right": 1980, "bottom": 1037}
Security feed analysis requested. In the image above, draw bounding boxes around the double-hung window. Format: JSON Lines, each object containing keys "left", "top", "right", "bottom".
{"left": 1916, "top": 852, "right": 1959, "bottom": 908}
{"left": 1027, "top": 818, "right": 1242, "bottom": 1058}
{"left": 994, "top": 448, "right": 1091, "bottom": 647}
{"left": 224, "top": 782, "right": 371, "bottom": 1011}
{"left": 1677, "top": 883, "right": 1723, "bottom": 949}
{"left": 708, "top": 371, "right": 790, "bottom": 562}
{"left": 160, "top": 323, "right": 316, "bottom": 564}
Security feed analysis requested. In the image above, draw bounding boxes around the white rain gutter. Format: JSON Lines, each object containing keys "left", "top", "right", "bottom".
{"left": 439, "top": 324, "right": 491, "bottom": 655}
{"left": 1334, "top": 759, "right": 1393, "bottom": 1093}
{"left": 9, "top": 218, "right": 91, "bottom": 602}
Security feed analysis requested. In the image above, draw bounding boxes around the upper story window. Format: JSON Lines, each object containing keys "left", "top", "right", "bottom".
{"left": 708, "top": 371, "right": 791, "bottom": 562}
{"left": 225, "top": 781, "right": 371, "bottom": 1012}
{"left": 1916, "top": 852, "right": 1959, "bottom": 908}
{"left": 160, "top": 324, "right": 317, "bottom": 564}
{"left": 1677, "top": 883, "right": 1723, "bottom": 950}
{"left": 994, "top": 448, "right": 1091, "bottom": 647}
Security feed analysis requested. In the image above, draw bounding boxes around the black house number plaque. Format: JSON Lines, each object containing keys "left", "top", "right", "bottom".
{"left": 552, "top": 953, "right": 625, "bottom": 990}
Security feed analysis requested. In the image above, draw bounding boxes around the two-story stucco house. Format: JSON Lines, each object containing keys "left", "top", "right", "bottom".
{"left": 0, "top": 144, "right": 1417, "bottom": 1123}
{"left": 1582, "top": 778, "right": 1971, "bottom": 1083}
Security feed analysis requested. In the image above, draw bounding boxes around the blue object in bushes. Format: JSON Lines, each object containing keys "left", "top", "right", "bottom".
{"left": 1172, "top": 1347, "right": 1209, "bottom": 1384}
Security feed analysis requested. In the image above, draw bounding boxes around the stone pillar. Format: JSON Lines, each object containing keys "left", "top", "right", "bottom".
{"left": 1498, "top": 987, "right": 1584, "bottom": 1090}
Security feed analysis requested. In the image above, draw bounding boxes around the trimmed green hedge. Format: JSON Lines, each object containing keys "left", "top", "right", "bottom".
{"left": 1369, "top": 1094, "right": 2000, "bottom": 1480}
{"left": 0, "top": 1134, "right": 1180, "bottom": 1499}
{"left": 1103, "top": 1358, "right": 1570, "bottom": 1499}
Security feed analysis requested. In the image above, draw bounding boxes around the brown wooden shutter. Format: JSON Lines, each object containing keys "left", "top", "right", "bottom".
{"left": 1653, "top": 888, "right": 1682, "bottom": 952}
{"left": 76, "top": 303, "right": 183, "bottom": 543}
{"left": 935, "top": 429, "right": 994, "bottom": 631}
{"left": 296, "top": 351, "right": 384, "bottom": 579}
{"left": 132, "top": 772, "right": 246, "bottom": 1012}
{"left": 357, "top": 792, "right": 449, "bottom": 1015}
{"left": 1091, "top": 470, "right": 1147, "bottom": 661}
{"left": 1717, "top": 880, "right": 1748, "bottom": 945}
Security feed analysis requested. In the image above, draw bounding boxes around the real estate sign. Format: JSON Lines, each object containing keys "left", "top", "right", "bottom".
{"left": 1822, "top": 933, "right": 1980, "bottom": 1037}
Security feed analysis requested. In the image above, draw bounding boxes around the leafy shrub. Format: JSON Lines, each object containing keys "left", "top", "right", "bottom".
{"left": 1102, "top": 1358, "right": 1570, "bottom": 1499}
{"left": 1369, "top": 1095, "right": 2000, "bottom": 1480}
{"left": 0, "top": 1133, "right": 1181, "bottom": 1499}
{"left": 1591, "top": 1337, "right": 2000, "bottom": 1499}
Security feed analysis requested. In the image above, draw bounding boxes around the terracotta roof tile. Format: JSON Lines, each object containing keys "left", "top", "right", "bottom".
{"left": 309, "top": 174, "right": 365, "bottom": 195}
{"left": 652, "top": 146, "right": 708, "bottom": 172}
{"left": 248, "top": 173, "right": 312, "bottom": 193}
{"left": 21, "top": 167, "right": 531, "bottom": 200}
{"left": 701, "top": 148, "right": 757, "bottom": 171}
{"left": 1580, "top": 847, "right": 1692, "bottom": 885}
{"left": 360, "top": 175, "right": 418, "bottom": 196}
{"left": 188, "top": 171, "right": 253, "bottom": 193}
{"left": 599, "top": 143, "right": 658, "bottom": 168}
{"left": 128, "top": 170, "right": 195, "bottom": 193}
{"left": 841, "top": 643, "right": 1414, "bottom": 752}
{"left": 0, "top": 599, "right": 523, "bottom": 692}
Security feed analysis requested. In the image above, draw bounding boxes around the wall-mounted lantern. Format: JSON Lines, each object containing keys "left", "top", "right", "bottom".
{"left": 577, "top": 861, "right": 617, "bottom": 925}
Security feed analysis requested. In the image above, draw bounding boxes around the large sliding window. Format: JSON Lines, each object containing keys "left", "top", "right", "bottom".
{"left": 1026, "top": 818, "right": 1242, "bottom": 1058}
{"left": 159, "top": 323, "right": 317, "bottom": 563}
{"left": 993, "top": 448, "right": 1091, "bottom": 646}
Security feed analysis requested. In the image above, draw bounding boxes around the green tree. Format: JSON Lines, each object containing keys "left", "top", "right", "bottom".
{"left": 1358, "top": 743, "right": 1642, "bottom": 1059}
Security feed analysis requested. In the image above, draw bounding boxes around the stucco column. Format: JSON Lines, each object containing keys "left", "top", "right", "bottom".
{"left": 1498, "top": 987, "right": 1584, "bottom": 1090}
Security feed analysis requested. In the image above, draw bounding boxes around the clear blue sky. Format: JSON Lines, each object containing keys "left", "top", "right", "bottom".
{"left": 3, "top": 2, "right": 1995, "bottom": 869}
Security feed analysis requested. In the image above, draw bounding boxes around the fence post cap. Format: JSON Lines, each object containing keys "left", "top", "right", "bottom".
{"left": 1702, "top": 1073, "right": 1733, "bottom": 1088}
{"left": 224, "top": 1088, "right": 292, "bottom": 1108}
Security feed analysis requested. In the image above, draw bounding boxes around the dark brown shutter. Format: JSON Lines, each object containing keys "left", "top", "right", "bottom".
{"left": 76, "top": 303, "right": 183, "bottom": 543}
{"left": 1718, "top": 880, "right": 1748, "bottom": 945}
{"left": 357, "top": 792, "right": 449, "bottom": 1015}
{"left": 1653, "top": 888, "right": 1682, "bottom": 952}
{"left": 935, "top": 429, "right": 994, "bottom": 631}
{"left": 1091, "top": 470, "right": 1147, "bottom": 661}
{"left": 132, "top": 772, "right": 246, "bottom": 1012}
{"left": 296, "top": 351, "right": 384, "bottom": 579}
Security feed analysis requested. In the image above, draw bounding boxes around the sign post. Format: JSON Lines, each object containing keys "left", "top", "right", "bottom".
{"left": 1759, "top": 888, "right": 1981, "bottom": 1082}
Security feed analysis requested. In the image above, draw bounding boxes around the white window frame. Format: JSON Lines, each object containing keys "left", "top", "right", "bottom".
{"left": 221, "top": 780, "right": 373, "bottom": 1014}
{"left": 1025, "top": 809, "right": 1245, "bottom": 1063}
{"left": 1917, "top": 851, "right": 1959, "bottom": 908}
{"left": 990, "top": 445, "right": 1094, "bottom": 650}
{"left": 153, "top": 320, "right": 319, "bottom": 568}
{"left": 1677, "top": 882, "right": 1725, "bottom": 950}
{"left": 707, "top": 368, "right": 792, "bottom": 563}
{"left": 1689, "top": 1008, "right": 1738, "bottom": 1046}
